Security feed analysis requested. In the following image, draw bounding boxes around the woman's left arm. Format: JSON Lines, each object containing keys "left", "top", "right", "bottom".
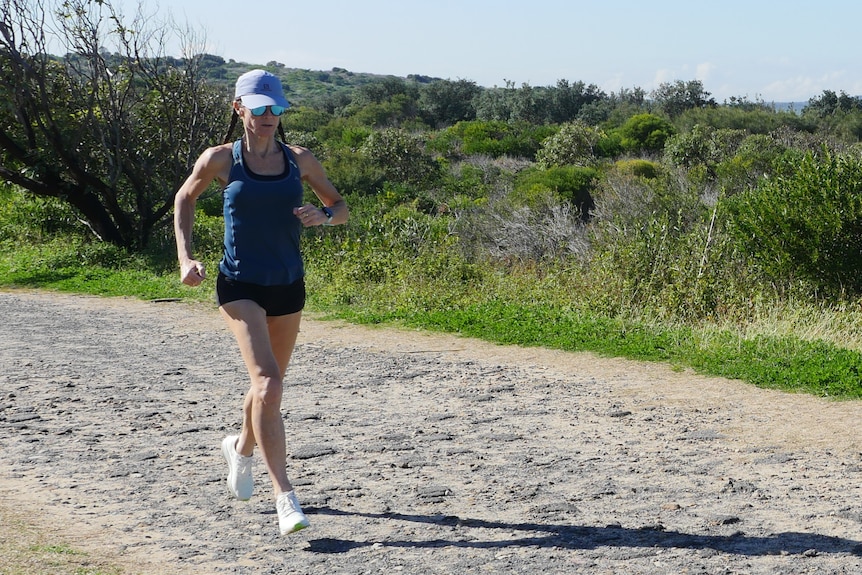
{"left": 291, "top": 145, "right": 348, "bottom": 227}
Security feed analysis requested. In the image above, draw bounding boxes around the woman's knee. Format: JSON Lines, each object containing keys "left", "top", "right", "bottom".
{"left": 250, "top": 376, "right": 284, "bottom": 408}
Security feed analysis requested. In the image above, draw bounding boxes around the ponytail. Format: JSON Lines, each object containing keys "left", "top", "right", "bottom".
{"left": 222, "top": 108, "right": 240, "bottom": 144}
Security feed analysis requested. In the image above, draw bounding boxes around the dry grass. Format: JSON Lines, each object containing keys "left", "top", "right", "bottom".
{"left": 735, "top": 299, "right": 862, "bottom": 352}
{"left": 0, "top": 506, "right": 122, "bottom": 575}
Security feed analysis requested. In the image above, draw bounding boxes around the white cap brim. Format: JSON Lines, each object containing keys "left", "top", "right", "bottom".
{"left": 239, "top": 93, "right": 290, "bottom": 109}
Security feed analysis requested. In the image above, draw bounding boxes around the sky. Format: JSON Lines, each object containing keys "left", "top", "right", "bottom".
{"left": 105, "top": 0, "right": 862, "bottom": 103}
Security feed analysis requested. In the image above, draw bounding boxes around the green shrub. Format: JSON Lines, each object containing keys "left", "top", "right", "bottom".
{"left": 321, "top": 148, "right": 386, "bottom": 196}
{"left": 724, "top": 152, "right": 862, "bottom": 297}
{"left": 614, "top": 159, "right": 661, "bottom": 179}
{"left": 429, "top": 120, "right": 552, "bottom": 159}
{"left": 360, "top": 128, "right": 441, "bottom": 187}
{"left": 713, "top": 134, "right": 793, "bottom": 194}
{"left": 283, "top": 106, "right": 334, "bottom": 133}
{"left": 535, "top": 120, "right": 603, "bottom": 168}
{"left": 614, "top": 113, "right": 676, "bottom": 153}
{"left": 513, "top": 165, "right": 597, "bottom": 217}
{"left": 0, "top": 186, "right": 84, "bottom": 241}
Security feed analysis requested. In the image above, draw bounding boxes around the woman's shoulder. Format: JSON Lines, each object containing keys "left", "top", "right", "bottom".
{"left": 284, "top": 143, "right": 320, "bottom": 168}
{"left": 186, "top": 142, "right": 235, "bottom": 185}
{"left": 202, "top": 142, "right": 235, "bottom": 159}
{"left": 284, "top": 143, "right": 311, "bottom": 156}
{"left": 196, "top": 142, "right": 235, "bottom": 168}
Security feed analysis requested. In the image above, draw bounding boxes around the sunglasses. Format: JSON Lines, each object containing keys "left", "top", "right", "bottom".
{"left": 245, "top": 105, "right": 286, "bottom": 117}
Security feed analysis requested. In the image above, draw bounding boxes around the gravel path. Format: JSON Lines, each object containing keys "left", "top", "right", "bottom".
{"left": 1, "top": 290, "right": 862, "bottom": 574}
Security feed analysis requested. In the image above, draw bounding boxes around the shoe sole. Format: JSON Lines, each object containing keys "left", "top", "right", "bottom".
{"left": 281, "top": 519, "right": 310, "bottom": 536}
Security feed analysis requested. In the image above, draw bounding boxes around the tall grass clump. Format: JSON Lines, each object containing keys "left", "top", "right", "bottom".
{"left": 304, "top": 193, "right": 487, "bottom": 321}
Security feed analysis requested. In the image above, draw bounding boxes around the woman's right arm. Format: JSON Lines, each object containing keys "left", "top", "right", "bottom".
{"left": 174, "top": 145, "right": 231, "bottom": 286}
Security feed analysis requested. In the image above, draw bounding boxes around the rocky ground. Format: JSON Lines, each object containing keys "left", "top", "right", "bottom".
{"left": 1, "top": 290, "right": 861, "bottom": 574}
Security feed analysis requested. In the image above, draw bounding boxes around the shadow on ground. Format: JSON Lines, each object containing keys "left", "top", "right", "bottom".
{"left": 304, "top": 506, "right": 862, "bottom": 557}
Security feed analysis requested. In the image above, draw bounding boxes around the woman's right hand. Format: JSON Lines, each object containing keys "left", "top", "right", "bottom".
{"left": 180, "top": 260, "right": 207, "bottom": 286}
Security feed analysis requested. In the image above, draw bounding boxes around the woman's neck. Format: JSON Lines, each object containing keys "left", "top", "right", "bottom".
{"left": 242, "top": 134, "right": 279, "bottom": 159}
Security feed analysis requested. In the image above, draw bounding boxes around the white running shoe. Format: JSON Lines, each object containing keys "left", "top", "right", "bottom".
{"left": 277, "top": 490, "right": 310, "bottom": 535}
{"left": 221, "top": 435, "right": 253, "bottom": 501}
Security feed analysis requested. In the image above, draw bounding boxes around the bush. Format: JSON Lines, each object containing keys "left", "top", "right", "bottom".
{"left": 724, "top": 152, "right": 862, "bottom": 297}
{"left": 360, "top": 128, "right": 441, "bottom": 187}
{"left": 455, "top": 192, "right": 590, "bottom": 264}
{"left": 321, "top": 143, "right": 387, "bottom": 196}
{"left": 0, "top": 186, "right": 83, "bottom": 242}
{"left": 713, "top": 134, "right": 792, "bottom": 194}
{"left": 587, "top": 209, "right": 730, "bottom": 319}
{"left": 513, "top": 165, "right": 597, "bottom": 218}
{"left": 614, "top": 159, "right": 661, "bottom": 179}
{"left": 663, "top": 125, "right": 747, "bottom": 172}
{"left": 615, "top": 113, "right": 676, "bottom": 153}
{"left": 535, "top": 120, "right": 604, "bottom": 168}
{"left": 428, "top": 120, "right": 552, "bottom": 160}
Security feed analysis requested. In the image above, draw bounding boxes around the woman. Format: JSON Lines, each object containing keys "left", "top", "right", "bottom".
{"left": 174, "top": 69, "right": 347, "bottom": 536}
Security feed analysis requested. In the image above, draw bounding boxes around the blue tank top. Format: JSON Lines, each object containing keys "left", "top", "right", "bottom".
{"left": 218, "top": 139, "right": 305, "bottom": 286}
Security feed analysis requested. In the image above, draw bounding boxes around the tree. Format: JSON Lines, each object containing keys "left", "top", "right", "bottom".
{"left": 651, "top": 79, "right": 716, "bottom": 118}
{"left": 418, "top": 78, "right": 480, "bottom": 128}
{"left": 545, "top": 79, "right": 606, "bottom": 124}
{"left": 351, "top": 76, "right": 418, "bottom": 106}
{"left": 804, "top": 89, "right": 862, "bottom": 117}
{"left": 0, "top": 0, "right": 226, "bottom": 249}
{"left": 473, "top": 80, "right": 526, "bottom": 123}
{"left": 802, "top": 90, "right": 862, "bottom": 143}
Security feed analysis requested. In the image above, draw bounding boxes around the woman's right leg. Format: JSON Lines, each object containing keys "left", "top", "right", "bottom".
{"left": 219, "top": 299, "right": 295, "bottom": 496}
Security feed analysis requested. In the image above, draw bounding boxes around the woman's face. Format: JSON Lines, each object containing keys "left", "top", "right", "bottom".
{"left": 234, "top": 99, "right": 281, "bottom": 138}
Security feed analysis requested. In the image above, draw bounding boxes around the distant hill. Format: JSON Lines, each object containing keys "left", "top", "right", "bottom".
{"left": 206, "top": 57, "right": 441, "bottom": 106}
{"left": 206, "top": 56, "right": 817, "bottom": 112}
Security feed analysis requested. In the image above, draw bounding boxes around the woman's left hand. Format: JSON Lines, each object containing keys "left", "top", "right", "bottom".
{"left": 293, "top": 204, "right": 325, "bottom": 227}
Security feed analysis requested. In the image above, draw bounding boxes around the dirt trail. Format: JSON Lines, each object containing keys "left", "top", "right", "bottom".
{"left": 1, "top": 290, "right": 861, "bottom": 574}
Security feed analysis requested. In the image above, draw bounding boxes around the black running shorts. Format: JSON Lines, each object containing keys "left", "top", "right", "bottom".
{"left": 216, "top": 272, "right": 306, "bottom": 316}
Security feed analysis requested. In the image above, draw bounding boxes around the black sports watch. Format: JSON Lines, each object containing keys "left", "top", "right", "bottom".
{"left": 321, "top": 206, "right": 334, "bottom": 225}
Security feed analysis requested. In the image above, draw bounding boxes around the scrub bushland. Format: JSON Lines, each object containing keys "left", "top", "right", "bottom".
{"left": 3, "top": 145, "right": 862, "bottom": 399}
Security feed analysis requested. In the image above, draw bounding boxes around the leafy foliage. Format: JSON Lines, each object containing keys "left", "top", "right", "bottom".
{"left": 418, "top": 78, "right": 481, "bottom": 128}
{"left": 513, "top": 165, "right": 596, "bottom": 218}
{"left": 615, "top": 113, "right": 676, "bottom": 153}
{"left": 535, "top": 121, "right": 604, "bottom": 168}
{"left": 428, "top": 120, "right": 552, "bottom": 159}
{"left": 8, "top": 0, "right": 862, "bottom": 399}
{"left": 360, "top": 128, "right": 441, "bottom": 189}
{"left": 724, "top": 152, "right": 862, "bottom": 297}
{"left": 650, "top": 79, "right": 717, "bottom": 118}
